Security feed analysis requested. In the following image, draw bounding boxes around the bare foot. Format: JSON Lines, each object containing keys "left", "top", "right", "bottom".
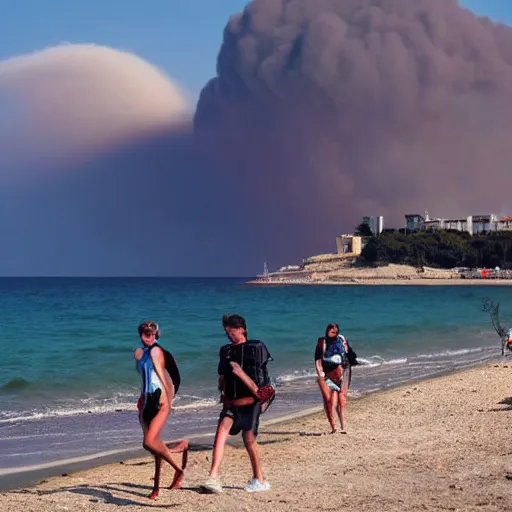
{"left": 169, "top": 469, "right": 184, "bottom": 490}
{"left": 168, "top": 439, "right": 189, "bottom": 454}
{"left": 167, "top": 440, "right": 188, "bottom": 489}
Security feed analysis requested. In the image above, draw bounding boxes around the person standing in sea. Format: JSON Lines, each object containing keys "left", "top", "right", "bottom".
{"left": 315, "top": 322, "right": 352, "bottom": 433}
{"left": 134, "top": 321, "right": 189, "bottom": 500}
{"left": 202, "top": 314, "right": 271, "bottom": 494}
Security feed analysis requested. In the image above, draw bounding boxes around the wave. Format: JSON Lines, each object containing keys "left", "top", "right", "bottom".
{"left": 416, "top": 347, "right": 486, "bottom": 359}
{"left": 0, "top": 394, "right": 219, "bottom": 424}
{"left": 0, "top": 344, "right": 500, "bottom": 425}
{"left": 353, "top": 356, "right": 408, "bottom": 368}
{"left": 274, "top": 355, "right": 409, "bottom": 383}
{"left": 384, "top": 358, "right": 408, "bottom": 365}
{"left": 0, "top": 378, "right": 31, "bottom": 392}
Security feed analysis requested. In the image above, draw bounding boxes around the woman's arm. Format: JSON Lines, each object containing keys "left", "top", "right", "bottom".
{"left": 151, "top": 347, "right": 175, "bottom": 406}
{"left": 134, "top": 347, "right": 143, "bottom": 372}
{"left": 315, "top": 359, "right": 325, "bottom": 378}
{"left": 315, "top": 338, "right": 325, "bottom": 378}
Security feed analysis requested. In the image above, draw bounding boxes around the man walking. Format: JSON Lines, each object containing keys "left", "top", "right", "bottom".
{"left": 202, "top": 314, "right": 272, "bottom": 493}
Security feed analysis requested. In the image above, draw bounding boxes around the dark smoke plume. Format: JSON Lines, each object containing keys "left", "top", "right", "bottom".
{"left": 194, "top": 0, "right": 512, "bottom": 267}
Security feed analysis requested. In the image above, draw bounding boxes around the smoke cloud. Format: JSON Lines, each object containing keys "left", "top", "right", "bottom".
{"left": 4, "top": 1, "right": 512, "bottom": 276}
{"left": 0, "top": 44, "right": 190, "bottom": 179}
{"left": 194, "top": 0, "right": 512, "bottom": 264}
{"left": 0, "top": 44, "right": 208, "bottom": 276}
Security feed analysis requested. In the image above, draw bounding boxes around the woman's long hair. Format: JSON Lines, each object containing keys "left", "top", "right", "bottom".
{"left": 325, "top": 322, "right": 340, "bottom": 339}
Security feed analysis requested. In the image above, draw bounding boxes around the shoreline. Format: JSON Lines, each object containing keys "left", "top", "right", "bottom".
{"left": 3, "top": 361, "right": 512, "bottom": 511}
{"left": 5, "top": 345, "right": 499, "bottom": 482}
{"left": 0, "top": 406, "right": 322, "bottom": 493}
{"left": 246, "top": 277, "right": 512, "bottom": 286}
{"left": 1, "top": 357, "right": 498, "bottom": 491}
{"left": 247, "top": 262, "right": 512, "bottom": 286}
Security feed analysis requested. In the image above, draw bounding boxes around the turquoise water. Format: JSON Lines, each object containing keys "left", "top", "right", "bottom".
{"left": 0, "top": 278, "right": 509, "bottom": 471}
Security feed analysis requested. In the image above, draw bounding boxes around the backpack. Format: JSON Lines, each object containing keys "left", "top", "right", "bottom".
{"left": 346, "top": 344, "right": 358, "bottom": 366}
{"left": 249, "top": 340, "right": 275, "bottom": 414}
{"left": 223, "top": 339, "right": 275, "bottom": 414}
{"left": 149, "top": 343, "right": 181, "bottom": 394}
{"left": 322, "top": 335, "right": 358, "bottom": 369}
{"left": 337, "top": 335, "right": 359, "bottom": 367}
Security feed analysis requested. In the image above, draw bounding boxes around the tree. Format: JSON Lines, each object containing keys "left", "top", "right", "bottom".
{"left": 354, "top": 222, "right": 374, "bottom": 237}
{"left": 361, "top": 237, "right": 388, "bottom": 263}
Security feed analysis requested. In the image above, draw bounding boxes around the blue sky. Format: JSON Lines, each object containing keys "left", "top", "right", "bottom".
{"left": 1, "top": 1, "right": 511, "bottom": 103}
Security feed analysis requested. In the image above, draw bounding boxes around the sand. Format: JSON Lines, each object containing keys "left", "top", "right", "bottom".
{"left": 248, "top": 278, "right": 512, "bottom": 286}
{"left": 2, "top": 362, "right": 512, "bottom": 511}
{"left": 248, "top": 263, "right": 512, "bottom": 286}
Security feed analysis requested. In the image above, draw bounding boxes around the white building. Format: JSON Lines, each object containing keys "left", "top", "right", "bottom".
{"left": 405, "top": 211, "right": 472, "bottom": 234}
{"left": 362, "top": 215, "right": 384, "bottom": 235}
{"left": 470, "top": 214, "right": 498, "bottom": 234}
{"left": 405, "top": 213, "right": 424, "bottom": 232}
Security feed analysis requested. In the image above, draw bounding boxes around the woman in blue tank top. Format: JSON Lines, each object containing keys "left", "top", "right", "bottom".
{"left": 314, "top": 322, "right": 351, "bottom": 434}
{"left": 134, "top": 321, "right": 188, "bottom": 500}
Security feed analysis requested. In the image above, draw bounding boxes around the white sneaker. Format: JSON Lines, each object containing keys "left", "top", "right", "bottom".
{"left": 201, "top": 476, "right": 223, "bottom": 494}
{"left": 244, "top": 478, "right": 271, "bottom": 493}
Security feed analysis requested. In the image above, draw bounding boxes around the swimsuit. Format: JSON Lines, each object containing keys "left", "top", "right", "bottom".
{"left": 137, "top": 346, "right": 163, "bottom": 425}
{"left": 315, "top": 335, "right": 352, "bottom": 391}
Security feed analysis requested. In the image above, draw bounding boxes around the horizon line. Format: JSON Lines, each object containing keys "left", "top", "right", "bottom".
{"left": 0, "top": 275, "right": 253, "bottom": 279}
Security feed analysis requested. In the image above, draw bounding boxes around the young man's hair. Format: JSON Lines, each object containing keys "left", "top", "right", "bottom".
{"left": 222, "top": 314, "right": 248, "bottom": 338}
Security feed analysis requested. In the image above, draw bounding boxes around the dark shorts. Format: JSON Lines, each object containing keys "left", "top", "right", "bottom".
{"left": 141, "top": 389, "right": 161, "bottom": 426}
{"left": 220, "top": 403, "right": 261, "bottom": 436}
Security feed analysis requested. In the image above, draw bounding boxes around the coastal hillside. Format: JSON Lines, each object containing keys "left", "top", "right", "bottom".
{"left": 250, "top": 228, "right": 512, "bottom": 285}
{"left": 303, "top": 259, "right": 457, "bottom": 283}
{"left": 255, "top": 254, "right": 458, "bottom": 284}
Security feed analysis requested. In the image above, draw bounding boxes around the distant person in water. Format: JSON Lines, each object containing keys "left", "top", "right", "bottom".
{"left": 134, "top": 321, "right": 188, "bottom": 500}
{"left": 315, "top": 323, "right": 353, "bottom": 433}
{"left": 202, "top": 314, "right": 272, "bottom": 494}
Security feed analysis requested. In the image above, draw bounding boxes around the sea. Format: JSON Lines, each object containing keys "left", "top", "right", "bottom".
{"left": 0, "top": 278, "right": 509, "bottom": 478}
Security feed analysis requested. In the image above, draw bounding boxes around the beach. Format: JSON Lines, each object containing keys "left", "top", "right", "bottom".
{"left": 247, "top": 277, "right": 512, "bottom": 286}
{"left": 2, "top": 361, "right": 511, "bottom": 511}
{"left": 248, "top": 263, "right": 512, "bottom": 286}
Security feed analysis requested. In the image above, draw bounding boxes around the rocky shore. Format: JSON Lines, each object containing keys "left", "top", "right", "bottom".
{"left": 248, "top": 258, "right": 512, "bottom": 285}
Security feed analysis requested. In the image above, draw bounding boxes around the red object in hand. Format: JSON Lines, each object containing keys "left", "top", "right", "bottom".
{"left": 257, "top": 384, "right": 275, "bottom": 402}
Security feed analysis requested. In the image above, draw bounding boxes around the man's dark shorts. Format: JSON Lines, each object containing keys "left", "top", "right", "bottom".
{"left": 219, "top": 403, "right": 261, "bottom": 436}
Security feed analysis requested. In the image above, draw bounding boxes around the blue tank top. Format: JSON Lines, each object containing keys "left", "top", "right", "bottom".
{"left": 323, "top": 335, "right": 348, "bottom": 367}
{"left": 138, "top": 346, "right": 163, "bottom": 395}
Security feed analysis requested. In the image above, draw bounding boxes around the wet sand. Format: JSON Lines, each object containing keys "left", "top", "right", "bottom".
{"left": 2, "top": 362, "right": 512, "bottom": 511}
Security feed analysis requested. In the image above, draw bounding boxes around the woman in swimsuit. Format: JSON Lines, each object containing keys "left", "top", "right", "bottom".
{"left": 134, "top": 321, "right": 188, "bottom": 500}
{"left": 314, "top": 322, "right": 351, "bottom": 433}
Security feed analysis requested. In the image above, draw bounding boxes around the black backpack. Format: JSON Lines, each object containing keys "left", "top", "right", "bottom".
{"left": 149, "top": 343, "right": 181, "bottom": 394}
{"left": 243, "top": 340, "right": 275, "bottom": 413}
{"left": 247, "top": 340, "right": 272, "bottom": 386}
{"left": 346, "top": 343, "right": 358, "bottom": 366}
{"left": 221, "top": 339, "right": 275, "bottom": 413}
